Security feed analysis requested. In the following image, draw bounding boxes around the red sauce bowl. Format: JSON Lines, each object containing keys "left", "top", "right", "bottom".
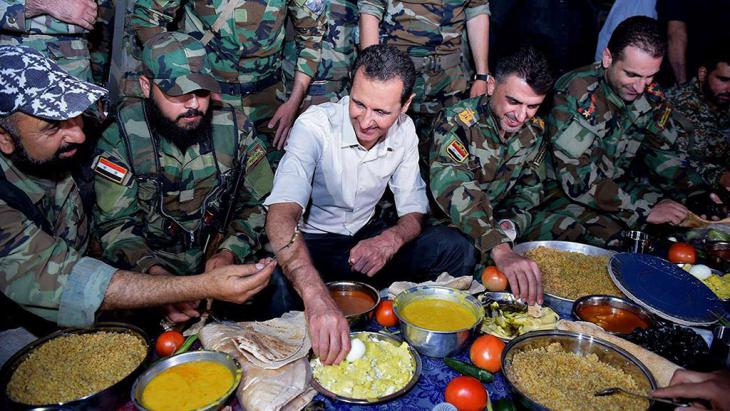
{"left": 326, "top": 281, "right": 381, "bottom": 329}
{"left": 572, "top": 295, "right": 655, "bottom": 335}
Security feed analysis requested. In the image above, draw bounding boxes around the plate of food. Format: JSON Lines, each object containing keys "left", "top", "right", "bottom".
{"left": 309, "top": 331, "right": 422, "bottom": 404}
{"left": 513, "top": 241, "right": 619, "bottom": 313}
{"left": 478, "top": 292, "right": 559, "bottom": 341}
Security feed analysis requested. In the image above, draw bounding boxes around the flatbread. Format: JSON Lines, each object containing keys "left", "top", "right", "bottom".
{"left": 680, "top": 212, "right": 730, "bottom": 228}
{"left": 233, "top": 311, "right": 311, "bottom": 369}
{"left": 388, "top": 272, "right": 485, "bottom": 298}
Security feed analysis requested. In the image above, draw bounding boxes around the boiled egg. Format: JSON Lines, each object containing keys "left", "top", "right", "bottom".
{"left": 688, "top": 264, "right": 712, "bottom": 280}
{"left": 346, "top": 338, "right": 366, "bottom": 362}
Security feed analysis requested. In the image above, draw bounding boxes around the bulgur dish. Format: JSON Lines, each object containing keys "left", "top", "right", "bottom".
{"left": 507, "top": 342, "right": 647, "bottom": 411}
{"left": 7, "top": 332, "right": 147, "bottom": 405}
{"left": 525, "top": 247, "right": 621, "bottom": 300}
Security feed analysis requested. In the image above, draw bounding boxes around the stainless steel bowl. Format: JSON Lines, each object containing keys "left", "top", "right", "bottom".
{"left": 0, "top": 323, "right": 150, "bottom": 411}
{"left": 513, "top": 241, "right": 617, "bottom": 315}
{"left": 501, "top": 330, "right": 657, "bottom": 411}
{"left": 572, "top": 295, "right": 655, "bottom": 335}
{"left": 326, "top": 281, "right": 380, "bottom": 329}
{"left": 394, "top": 286, "right": 484, "bottom": 357}
{"left": 131, "top": 350, "right": 242, "bottom": 411}
{"left": 310, "top": 331, "right": 422, "bottom": 404}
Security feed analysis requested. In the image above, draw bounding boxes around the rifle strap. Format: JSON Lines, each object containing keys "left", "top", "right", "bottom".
{"left": 201, "top": 0, "right": 243, "bottom": 46}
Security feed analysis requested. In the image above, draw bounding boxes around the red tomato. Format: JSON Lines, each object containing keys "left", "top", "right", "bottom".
{"left": 668, "top": 242, "right": 697, "bottom": 264}
{"left": 155, "top": 330, "right": 184, "bottom": 357}
{"left": 470, "top": 335, "right": 505, "bottom": 373}
{"left": 445, "top": 375, "right": 489, "bottom": 411}
{"left": 481, "top": 266, "right": 508, "bottom": 292}
{"left": 375, "top": 300, "right": 399, "bottom": 327}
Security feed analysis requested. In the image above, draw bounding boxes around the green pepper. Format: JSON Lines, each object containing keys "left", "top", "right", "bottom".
{"left": 444, "top": 357, "right": 494, "bottom": 383}
{"left": 491, "top": 398, "right": 517, "bottom": 411}
{"left": 174, "top": 334, "right": 199, "bottom": 355}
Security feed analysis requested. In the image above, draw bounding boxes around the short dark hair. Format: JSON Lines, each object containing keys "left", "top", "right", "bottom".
{"left": 700, "top": 43, "right": 730, "bottom": 72}
{"left": 494, "top": 46, "right": 553, "bottom": 95}
{"left": 351, "top": 45, "right": 416, "bottom": 105}
{"left": 607, "top": 16, "right": 666, "bottom": 61}
{"left": 0, "top": 113, "right": 19, "bottom": 137}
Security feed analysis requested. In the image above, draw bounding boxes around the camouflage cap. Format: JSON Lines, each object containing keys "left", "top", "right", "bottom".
{"left": 142, "top": 32, "right": 221, "bottom": 96}
{"left": 0, "top": 45, "right": 107, "bottom": 120}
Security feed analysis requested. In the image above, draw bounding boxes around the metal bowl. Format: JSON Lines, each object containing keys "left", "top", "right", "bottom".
{"left": 513, "top": 241, "right": 617, "bottom": 315}
{"left": 501, "top": 330, "right": 657, "bottom": 411}
{"left": 310, "top": 331, "right": 422, "bottom": 404}
{"left": 131, "top": 350, "right": 242, "bottom": 411}
{"left": 572, "top": 295, "right": 655, "bottom": 335}
{"left": 326, "top": 281, "right": 380, "bottom": 329}
{"left": 706, "top": 241, "right": 730, "bottom": 272}
{"left": 394, "top": 286, "right": 484, "bottom": 357}
{"left": 0, "top": 323, "right": 150, "bottom": 411}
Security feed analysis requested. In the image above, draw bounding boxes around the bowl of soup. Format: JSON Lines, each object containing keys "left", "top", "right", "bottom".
{"left": 394, "top": 286, "right": 484, "bottom": 357}
{"left": 131, "top": 350, "right": 241, "bottom": 411}
{"left": 572, "top": 295, "right": 654, "bottom": 335}
{"left": 327, "top": 281, "right": 380, "bottom": 329}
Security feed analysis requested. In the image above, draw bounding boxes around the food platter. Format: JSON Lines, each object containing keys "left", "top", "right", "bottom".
{"left": 513, "top": 241, "right": 617, "bottom": 313}
{"left": 310, "top": 331, "right": 422, "bottom": 404}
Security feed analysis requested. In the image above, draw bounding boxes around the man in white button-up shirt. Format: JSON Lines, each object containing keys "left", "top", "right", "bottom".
{"left": 265, "top": 45, "right": 476, "bottom": 365}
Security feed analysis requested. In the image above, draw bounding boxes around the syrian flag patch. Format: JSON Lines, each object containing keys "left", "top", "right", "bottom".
{"left": 445, "top": 137, "right": 468, "bottom": 163}
{"left": 92, "top": 155, "right": 131, "bottom": 185}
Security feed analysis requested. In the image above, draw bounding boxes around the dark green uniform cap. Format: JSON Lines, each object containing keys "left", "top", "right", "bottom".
{"left": 141, "top": 32, "right": 220, "bottom": 96}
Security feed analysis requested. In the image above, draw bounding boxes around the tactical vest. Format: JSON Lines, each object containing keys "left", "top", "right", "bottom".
{"left": 115, "top": 100, "right": 242, "bottom": 254}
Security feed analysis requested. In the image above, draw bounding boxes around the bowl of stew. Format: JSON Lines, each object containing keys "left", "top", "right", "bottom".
{"left": 572, "top": 295, "right": 655, "bottom": 335}
{"left": 327, "top": 281, "right": 380, "bottom": 329}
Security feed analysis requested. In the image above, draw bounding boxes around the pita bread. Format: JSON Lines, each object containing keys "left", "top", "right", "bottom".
{"left": 681, "top": 212, "right": 730, "bottom": 228}
{"left": 233, "top": 311, "right": 311, "bottom": 369}
{"left": 388, "top": 272, "right": 485, "bottom": 298}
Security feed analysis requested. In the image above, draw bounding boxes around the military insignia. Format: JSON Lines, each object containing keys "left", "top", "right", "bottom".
{"left": 577, "top": 94, "right": 596, "bottom": 120}
{"left": 657, "top": 105, "right": 672, "bottom": 130}
{"left": 646, "top": 82, "right": 665, "bottom": 99}
{"left": 445, "top": 138, "right": 468, "bottom": 163}
{"left": 456, "top": 108, "right": 477, "bottom": 127}
{"left": 92, "top": 155, "right": 131, "bottom": 185}
{"left": 531, "top": 116, "right": 545, "bottom": 130}
{"left": 303, "top": 0, "right": 325, "bottom": 15}
{"left": 245, "top": 142, "right": 267, "bottom": 170}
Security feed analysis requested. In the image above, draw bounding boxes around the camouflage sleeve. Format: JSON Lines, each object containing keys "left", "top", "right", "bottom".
{"left": 357, "top": 0, "right": 384, "bottom": 19}
{"left": 549, "top": 91, "right": 660, "bottom": 226}
{"left": 93, "top": 126, "right": 167, "bottom": 273}
{"left": 429, "top": 114, "right": 511, "bottom": 259}
{"left": 465, "top": 0, "right": 490, "bottom": 19}
{"left": 89, "top": 0, "right": 114, "bottom": 85}
{"left": 0, "top": 0, "right": 28, "bottom": 32}
{"left": 130, "top": 0, "right": 180, "bottom": 39}
{"left": 0, "top": 204, "right": 116, "bottom": 327}
{"left": 288, "top": 0, "right": 327, "bottom": 78}
{"left": 219, "top": 113, "right": 273, "bottom": 263}
{"left": 493, "top": 154, "right": 543, "bottom": 236}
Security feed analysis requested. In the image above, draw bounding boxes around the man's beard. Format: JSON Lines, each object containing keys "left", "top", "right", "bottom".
{"left": 145, "top": 100, "right": 213, "bottom": 152}
{"left": 702, "top": 78, "right": 730, "bottom": 109}
{"left": 7, "top": 132, "right": 78, "bottom": 180}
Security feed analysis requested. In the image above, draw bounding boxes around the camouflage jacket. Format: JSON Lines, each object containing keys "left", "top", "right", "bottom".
{"left": 358, "top": 0, "right": 490, "bottom": 57}
{"left": 429, "top": 95, "right": 545, "bottom": 258}
{"left": 0, "top": 156, "right": 116, "bottom": 328}
{"left": 0, "top": 0, "right": 113, "bottom": 83}
{"left": 311, "top": 0, "right": 358, "bottom": 85}
{"left": 93, "top": 100, "right": 273, "bottom": 275}
{"left": 546, "top": 63, "right": 704, "bottom": 226}
{"left": 131, "top": 0, "right": 326, "bottom": 85}
{"left": 667, "top": 77, "right": 730, "bottom": 188}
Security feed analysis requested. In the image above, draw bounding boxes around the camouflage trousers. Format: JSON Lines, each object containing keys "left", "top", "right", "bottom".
{"left": 525, "top": 193, "right": 627, "bottom": 247}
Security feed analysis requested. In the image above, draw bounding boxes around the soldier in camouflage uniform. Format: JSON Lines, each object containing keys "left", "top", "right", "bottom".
{"left": 359, "top": 0, "right": 491, "bottom": 148}
{"left": 93, "top": 33, "right": 274, "bottom": 322}
{"left": 131, "top": 0, "right": 326, "bottom": 151}
{"left": 0, "top": 0, "right": 112, "bottom": 84}
{"left": 429, "top": 46, "right": 553, "bottom": 306}
{"left": 526, "top": 17, "right": 706, "bottom": 246}
{"left": 283, "top": 0, "right": 358, "bottom": 109}
{"left": 667, "top": 48, "right": 730, "bottom": 191}
{"left": 0, "top": 45, "right": 276, "bottom": 329}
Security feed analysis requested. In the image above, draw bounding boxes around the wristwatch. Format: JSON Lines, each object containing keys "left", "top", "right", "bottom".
{"left": 473, "top": 73, "right": 490, "bottom": 81}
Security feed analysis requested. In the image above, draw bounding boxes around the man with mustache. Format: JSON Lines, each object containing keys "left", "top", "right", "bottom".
{"left": 429, "top": 46, "right": 553, "bottom": 307}
{"left": 525, "top": 16, "right": 705, "bottom": 246}
{"left": 0, "top": 44, "right": 276, "bottom": 331}
{"left": 265, "top": 45, "right": 477, "bottom": 365}
{"left": 666, "top": 47, "right": 730, "bottom": 192}
{"left": 93, "top": 32, "right": 275, "bottom": 323}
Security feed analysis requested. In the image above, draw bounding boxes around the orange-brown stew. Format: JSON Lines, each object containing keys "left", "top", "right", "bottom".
{"left": 578, "top": 304, "right": 650, "bottom": 334}
{"left": 330, "top": 289, "right": 376, "bottom": 316}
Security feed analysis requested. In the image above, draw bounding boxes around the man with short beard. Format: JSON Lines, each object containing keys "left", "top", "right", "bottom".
{"left": 0, "top": 44, "right": 276, "bottom": 331}
{"left": 667, "top": 47, "right": 730, "bottom": 193}
{"left": 525, "top": 16, "right": 706, "bottom": 246}
{"left": 429, "top": 46, "right": 553, "bottom": 307}
{"left": 93, "top": 32, "right": 275, "bottom": 323}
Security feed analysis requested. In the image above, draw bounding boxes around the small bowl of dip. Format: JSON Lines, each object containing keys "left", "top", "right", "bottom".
{"left": 572, "top": 295, "right": 655, "bottom": 335}
{"left": 327, "top": 281, "right": 380, "bottom": 329}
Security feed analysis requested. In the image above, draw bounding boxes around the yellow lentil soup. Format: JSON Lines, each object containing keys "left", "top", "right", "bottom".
{"left": 141, "top": 361, "right": 234, "bottom": 411}
{"left": 401, "top": 298, "right": 477, "bottom": 331}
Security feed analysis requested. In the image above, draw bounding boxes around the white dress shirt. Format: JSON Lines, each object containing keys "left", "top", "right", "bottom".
{"left": 264, "top": 96, "right": 428, "bottom": 235}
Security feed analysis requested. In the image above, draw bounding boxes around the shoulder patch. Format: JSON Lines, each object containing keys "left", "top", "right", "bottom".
{"left": 301, "top": 0, "right": 325, "bottom": 15}
{"left": 656, "top": 104, "right": 672, "bottom": 130}
{"left": 445, "top": 137, "right": 469, "bottom": 163}
{"left": 92, "top": 155, "right": 131, "bottom": 185}
{"left": 646, "top": 82, "right": 665, "bottom": 100}
{"left": 530, "top": 116, "right": 545, "bottom": 130}
{"left": 245, "top": 141, "right": 267, "bottom": 170}
{"left": 456, "top": 108, "right": 478, "bottom": 128}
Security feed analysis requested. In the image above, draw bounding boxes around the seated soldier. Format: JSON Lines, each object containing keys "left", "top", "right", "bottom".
{"left": 666, "top": 45, "right": 730, "bottom": 217}
{"left": 93, "top": 32, "right": 274, "bottom": 322}
{"left": 265, "top": 45, "right": 477, "bottom": 365}
{"left": 526, "top": 16, "right": 706, "bottom": 246}
{"left": 429, "top": 46, "right": 554, "bottom": 306}
{"left": 0, "top": 45, "right": 275, "bottom": 330}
